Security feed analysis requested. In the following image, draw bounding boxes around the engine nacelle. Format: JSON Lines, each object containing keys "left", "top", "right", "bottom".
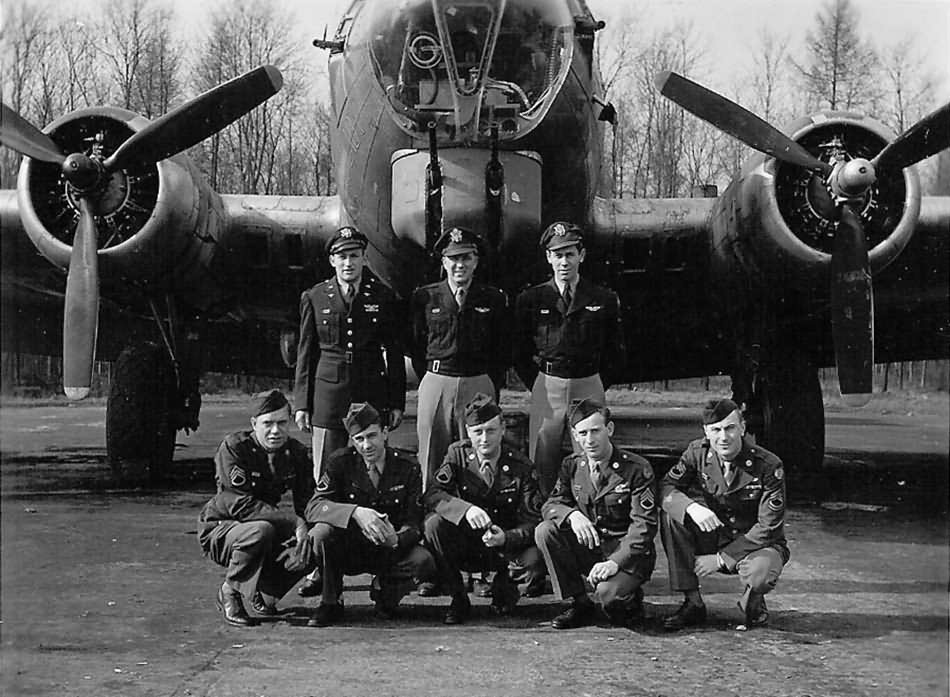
{"left": 15, "top": 107, "right": 230, "bottom": 310}
{"left": 711, "top": 111, "right": 920, "bottom": 287}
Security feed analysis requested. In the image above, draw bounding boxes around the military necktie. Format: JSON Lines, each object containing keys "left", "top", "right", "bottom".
{"left": 266, "top": 452, "right": 277, "bottom": 478}
{"left": 480, "top": 461, "right": 494, "bottom": 488}
{"left": 589, "top": 461, "right": 601, "bottom": 489}
{"left": 456, "top": 286, "right": 466, "bottom": 309}
{"left": 722, "top": 460, "right": 734, "bottom": 486}
{"left": 368, "top": 462, "right": 380, "bottom": 488}
{"left": 344, "top": 283, "right": 355, "bottom": 308}
{"left": 562, "top": 285, "right": 572, "bottom": 310}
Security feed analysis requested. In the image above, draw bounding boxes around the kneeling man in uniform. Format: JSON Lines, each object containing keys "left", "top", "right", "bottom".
{"left": 660, "top": 398, "right": 789, "bottom": 630}
{"left": 305, "top": 402, "right": 435, "bottom": 626}
{"left": 535, "top": 398, "right": 657, "bottom": 629}
{"left": 197, "top": 390, "right": 315, "bottom": 626}
{"left": 423, "top": 393, "right": 546, "bottom": 624}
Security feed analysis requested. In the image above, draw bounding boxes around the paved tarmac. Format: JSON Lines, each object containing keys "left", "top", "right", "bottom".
{"left": 1, "top": 394, "right": 947, "bottom": 696}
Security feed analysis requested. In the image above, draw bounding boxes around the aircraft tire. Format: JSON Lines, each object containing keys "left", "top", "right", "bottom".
{"left": 106, "top": 341, "right": 177, "bottom": 486}
{"left": 748, "top": 356, "right": 825, "bottom": 488}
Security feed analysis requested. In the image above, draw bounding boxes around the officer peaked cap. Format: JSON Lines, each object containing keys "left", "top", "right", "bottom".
{"left": 464, "top": 392, "right": 502, "bottom": 426}
{"left": 342, "top": 402, "right": 382, "bottom": 435}
{"left": 254, "top": 389, "right": 289, "bottom": 417}
{"left": 326, "top": 226, "right": 368, "bottom": 255}
{"left": 568, "top": 397, "right": 610, "bottom": 427}
{"left": 435, "top": 226, "right": 483, "bottom": 256}
{"left": 541, "top": 221, "right": 584, "bottom": 251}
{"left": 701, "top": 398, "right": 740, "bottom": 425}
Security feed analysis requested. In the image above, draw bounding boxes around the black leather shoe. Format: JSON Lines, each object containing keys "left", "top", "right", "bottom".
{"left": 297, "top": 575, "right": 322, "bottom": 598}
{"left": 662, "top": 600, "right": 707, "bottom": 631}
{"left": 551, "top": 599, "right": 595, "bottom": 629}
{"left": 307, "top": 601, "right": 344, "bottom": 627}
{"left": 489, "top": 582, "right": 520, "bottom": 616}
{"left": 370, "top": 576, "right": 401, "bottom": 619}
{"left": 606, "top": 602, "right": 644, "bottom": 628}
{"left": 443, "top": 594, "right": 472, "bottom": 625}
{"left": 250, "top": 592, "right": 278, "bottom": 617}
{"left": 216, "top": 586, "right": 256, "bottom": 627}
{"left": 744, "top": 593, "right": 769, "bottom": 627}
{"left": 416, "top": 581, "right": 441, "bottom": 597}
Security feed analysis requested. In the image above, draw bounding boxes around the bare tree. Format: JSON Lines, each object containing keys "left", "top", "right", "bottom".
{"left": 877, "top": 36, "right": 937, "bottom": 135}
{"left": 792, "top": 0, "right": 879, "bottom": 112}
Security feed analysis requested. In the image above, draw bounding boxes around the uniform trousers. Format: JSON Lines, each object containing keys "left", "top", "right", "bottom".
{"left": 310, "top": 427, "right": 350, "bottom": 482}
{"left": 423, "top": 514, "right": 545, "bottom": 596}
{"left": 660, "top": 511, "right": 785, "bottom": 595}
{"left": 309, "top": 523, "right": 436, "bottom": 604}
{"left": 529, "top": 373, "right": 605, "bottom": 496}
{"left": 534, "top": 519, "right": 653, "bottom": 618}
{"left": 416, "top": 371, "right": 495, "bottom": 490}
{"left": 203, "top": 520, "right": 314, "bottom": 601}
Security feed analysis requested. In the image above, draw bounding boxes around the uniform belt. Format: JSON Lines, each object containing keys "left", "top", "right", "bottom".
{"left": 541, "top": 359, "right": 598, "bottom": 379}
{"left": 427, "top": 359, "right": 486, "bottom": 378}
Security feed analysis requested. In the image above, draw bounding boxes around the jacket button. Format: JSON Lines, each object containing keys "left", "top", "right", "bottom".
{"left": 347, "top": 318, "right": 353, "bottom": 323}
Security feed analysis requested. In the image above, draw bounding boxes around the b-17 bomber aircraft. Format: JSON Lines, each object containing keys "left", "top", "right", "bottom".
{"left": 1, "top": 0, "right": 948, "bottom": 483}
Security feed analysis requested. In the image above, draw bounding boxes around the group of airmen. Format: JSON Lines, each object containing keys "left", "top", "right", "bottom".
{"left": 197, "top": 222, "right": 789, "bottom": 631}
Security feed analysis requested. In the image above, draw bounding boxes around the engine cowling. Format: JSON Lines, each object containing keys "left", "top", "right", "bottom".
{"left": 719, "top": 111, "right": 920, "bottom": 285}
{"left": 16, "top": 107, "right": 229, "bottom": 308}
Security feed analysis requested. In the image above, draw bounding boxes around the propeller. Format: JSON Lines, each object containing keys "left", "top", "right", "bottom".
{"left": 656, "top": 70, "right": 950, "bottom": 402}
{"left": 1, "top": 65, "right": 284, "bottom": 398}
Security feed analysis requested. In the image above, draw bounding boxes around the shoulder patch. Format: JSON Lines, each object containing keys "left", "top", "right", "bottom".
{"left": 640, "top": 489, "right": 655, "bottom": 511}
{"left": 315, "top": 472, "right": 331, "bottom": 492}
{"left": 768, "top": 497, "right": 784, "bottom": 511}
{"left": 229, "top": 466, "right": 247, "bottom": 487}
{"left": 435, "top": 463, "right": 453, "bottom": 485}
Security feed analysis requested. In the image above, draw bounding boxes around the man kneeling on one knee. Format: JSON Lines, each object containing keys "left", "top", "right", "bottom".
{"left": 535, "top": 398, "right": 657, "bottom": 629}
{"left": 305, "top": 402, "right": 435, "bottom": 626}
{"left": 660, "top": 398, "right": 789, "bottom": 630}
{"left": 423, "top": 393, "right": 546, "bottom": 624}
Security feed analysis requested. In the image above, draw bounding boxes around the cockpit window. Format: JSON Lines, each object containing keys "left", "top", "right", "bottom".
{"left": 358, "top": 0, "right": 574, "bottom": 142}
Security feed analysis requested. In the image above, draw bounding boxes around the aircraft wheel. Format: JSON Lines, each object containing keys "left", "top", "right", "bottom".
{"left": 106, "top": 341, "right": 177, "bottom": 485}
{"left": 747, "top": 356, "right": 825, "bottom": 486}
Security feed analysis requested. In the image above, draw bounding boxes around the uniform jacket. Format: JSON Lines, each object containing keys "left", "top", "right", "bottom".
{"left": 513, "top": 277, "right": 625, "bottom": 389}
{"left": 423, "top": 440, "right": 542, "bottom": 554}
{"left": 197, "top": 431, "right": 314, "bottom": 551}
{"left": 660, "top": 435, "right": 789, "bottom": 568}
{"left": 409, "top": 280, "right": 509, "bottom": 388}
{"left": 304, "top": 446, "right": 424, "bottom": 552}
{"left": 294, "top": 271, "right": 406, "bottom": 429}
{"left": 542, "top": 443, "right": 656, "bottom": 571}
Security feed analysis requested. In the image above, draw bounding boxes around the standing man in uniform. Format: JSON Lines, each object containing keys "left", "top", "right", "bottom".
{"left": 304, "top": 402, "right": 435, "bottom": 626}
{"left": 294, "top": 226, "right": 407, "bottom": 596}
{"left": 197, "top": 390, "right": 315, "bottom": 626}
{"left": 423, "top": 393, "right": 546, "bottom": 624}
{"left": 410, "top": 226, "right": 509, "bottom": 490}
{"left": 535, "top": 398, "right": 656, "bottom": 629}
{"left": 513, "top": 221, "right": 625, "bottom": 497}
{"left": 659, "top": 398, "right": 789, "bottom": 630}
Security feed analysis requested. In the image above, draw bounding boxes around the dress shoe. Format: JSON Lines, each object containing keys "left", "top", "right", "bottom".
{"left": 216, "top": 585, "right": 256, "bottom": 627}
{"left": 307, "top": 601, "right": 344, "bottom": 627}
{"left": 489, "top": 582, "right": 520, "bottom": 616}
{"left": 443, "top": 594, "right": 472, "bottom": 625}
{"left": 370, "top": 576, "right": 401, "bottom": 619}
{"left": 662, "top": 600, "right": 707, "bottom": 631}
{"left": 743, "top": 593, "right": 769, "bottom": 627}
{"left": 297, "top": 575, "right": 322, "bottom": 598}
{"left": 416, "top": 581, "right": 441, "bottom": 597}
{"left": 250, "top": 592, "right": 278, "bottom": 617}
{"left": 606, "top": 601, "right": 644, "bottom": 629}
{"left": 551, "top": 598, "right": 595, "bottom": 629}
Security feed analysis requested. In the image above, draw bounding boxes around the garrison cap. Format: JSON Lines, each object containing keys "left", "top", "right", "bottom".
{"left": 568, "top": 397, "right": 610, "bottom": 427}
{"left": 342, "top": 402, "right": 382, "bottom": 435}
{"left": 541, "top": 221, "right": 584, "bottom": 251}
{"left": 702, "top": 398, "right": 740, "bottom": 425}
{"left": 325, "top": 226, "right": 368, "bottom": 255}
{"left": 253, "top": 389, "right": 289, "bottom": 417}
{"left": 435, "top": 226, "right": 483, "bottom": 256}
{"left": 464, "top": 392, "right": 502, "bottom": 427}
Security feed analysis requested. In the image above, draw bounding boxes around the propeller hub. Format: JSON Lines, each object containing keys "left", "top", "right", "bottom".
{"left": 61, "top": 153, "right": 102, "bottom": 191}
{"left": 829, "top": 158, "right": 876, "bottom": 201}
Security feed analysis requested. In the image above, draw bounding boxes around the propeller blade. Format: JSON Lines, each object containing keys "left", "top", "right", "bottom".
{"left": 872, "top": 101, "right": 950, "bottom": 171}
{"left": 0, "top": 102, "right": 66, "bottom": 165}
{"left": 829, "top": 204, "right": 873, "bottom": 403}
{"left": 62, "top": 198, "right": 100, "bottom": 400}
{"left": 655, "top": 71, "right": 832, "bottom": 174}
{"left": 103, "top": 65, "right": 283, "bottom": 172}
